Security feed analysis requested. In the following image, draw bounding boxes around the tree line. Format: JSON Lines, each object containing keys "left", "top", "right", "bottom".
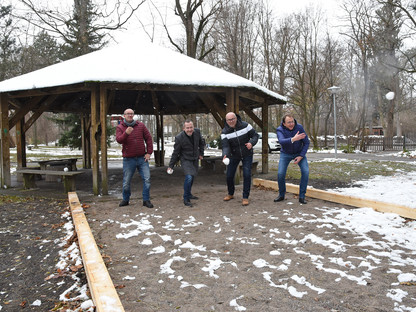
{"left": 1, "top": 0, "right": 415, "bottom": 150}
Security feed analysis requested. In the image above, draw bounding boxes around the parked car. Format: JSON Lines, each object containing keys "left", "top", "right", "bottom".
{"left": 254, "top": 132, "right": 281, "bottom": 153}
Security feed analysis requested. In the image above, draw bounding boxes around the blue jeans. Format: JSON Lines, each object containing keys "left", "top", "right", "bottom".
{"left": 277, "top": 152, "right": 309, "bottom": 198}
{"left": 122, "top": 157, "right": 151, "bottom": 202}
{"left": 226, "top": 155, "right": 253, "bottom": 199}
{"left": 184, "top": 174, "right": 194, "bottom": 201}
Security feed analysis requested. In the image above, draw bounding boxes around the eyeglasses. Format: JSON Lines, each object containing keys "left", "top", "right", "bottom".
{"left": 125, "top": 113, "right": 134, "bottom": 116}
{"left": 226, "top": 118, "right": 236, "bottom": 122}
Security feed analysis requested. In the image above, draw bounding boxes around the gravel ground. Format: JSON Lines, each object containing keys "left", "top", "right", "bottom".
{"left": 1, "top": 153, "right": 415, "bottom": 312}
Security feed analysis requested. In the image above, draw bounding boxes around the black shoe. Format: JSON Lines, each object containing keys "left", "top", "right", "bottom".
{"left": 299, "top": 198, "right": 307, "bottom": 204}
{"left": 119, "top": 200, "right": 129, "bottom": 207}
{"left": 274, "top": 196, "right": 284, "bottom": 202}
{"left": 143, "top": 200, "right": 154, "bottom": 208}
{"left": 184, "top": 199, "right": 193, "bottom": 207}
{"left": 189, "top": 195, "right": 199, "bottom": 200}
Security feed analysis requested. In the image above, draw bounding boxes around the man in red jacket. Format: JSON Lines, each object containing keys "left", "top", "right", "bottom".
{"left": 116, "top": 108, "right": 154, "bottom": 208}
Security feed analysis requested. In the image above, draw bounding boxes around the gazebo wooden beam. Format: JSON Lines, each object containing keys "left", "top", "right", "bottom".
{"left": 102, "top": 82, "right": 241, "bottom": 94}
{"left": 242, "top": 106, "right": 263, "bottom": 129}
{"left": 23, "top": 95, "right": 58, "bottom": 133}
{"left": 198, "top": 93, "right": 226, "bottom": 128}
{"left": 7, "top": 83, "right": 91, "bottom": 98}
{"left": 240, "top": 91, "right": 266, "bottom": 103}
{"left": 9, "top": 97, "right": 43, "bottom": 130}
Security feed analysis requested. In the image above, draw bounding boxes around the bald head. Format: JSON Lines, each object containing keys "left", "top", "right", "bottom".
{"left": 225, "top": 112, "right": 237, "bottom": 128}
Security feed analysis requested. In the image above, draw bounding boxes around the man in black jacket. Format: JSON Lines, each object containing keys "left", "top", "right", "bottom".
{"left": 221, "top": 112, "right": 259, "bottom": 206}
{"left": 167, "top": 120, "right": 205, "bottom": 207}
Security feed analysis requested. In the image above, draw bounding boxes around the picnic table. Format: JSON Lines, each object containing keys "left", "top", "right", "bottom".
{"left": 38, "top": 158, "right": 78, "bottom": 171}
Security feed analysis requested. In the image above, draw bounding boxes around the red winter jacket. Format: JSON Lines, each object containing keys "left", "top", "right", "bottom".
{"left": 116, "top": 120, "right": 153, "bottom": 158}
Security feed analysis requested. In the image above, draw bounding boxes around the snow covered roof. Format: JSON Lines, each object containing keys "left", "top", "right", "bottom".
{"left": 0, "top": 41, "right": 286, "bottom": 103}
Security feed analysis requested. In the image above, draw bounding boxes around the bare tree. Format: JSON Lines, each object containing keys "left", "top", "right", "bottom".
{"left": 286, "top": 8, "right": 330, "bottom": 149}
{"left": 160, "top": 0, "right": 222, "bottom": 60}
{"left": 0, "top": 5, "right": 21, "bottom": 80}
{"left": 372, "top": 0, "right": 403, "bottom": 143}
{"left": 207, "top": 0, "right": 259, "bottom": 79}
{"left": 259, "top": 12, "right": 297, "bottom": 130}
{"left": 19, "top": 0, "right": 145, "bottom": 57}
{"left": 377, "top": 0, "right": 416, "bottom": 73}
{"left": 341, "top": 0, "right": 377, "bottom": 150}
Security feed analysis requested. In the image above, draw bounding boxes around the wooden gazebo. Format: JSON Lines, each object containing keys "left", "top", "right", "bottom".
{"left": 0, "top": 41, "right": 286, "bottom": 195}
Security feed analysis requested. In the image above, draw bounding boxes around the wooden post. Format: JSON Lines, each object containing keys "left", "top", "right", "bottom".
{"left": 262, "top": 102, "right": 269, "bottom": 173}
{"left": 16, "top": 119, "right": 26, "bottom": 169}
{"left": 0, "top": 93, "right": 11, "bottom": 188}
{"left": 68, "top": 192, "right": 125, "bottom": 311}
{"left": 81, "top": 115, "right": 88, "bottom": 168}
{"left": 90, "top": 86, "right": 100, "bottom": 196}
{"left": 226, "top": 88, "right": 239, "bottom": 114}
{"left": 151, "top": 91, "right": 164, "bottom": 166}
{"left": 226, "top": 88, "right": 241, "bottom": 184}
{"left": 253, "top": 178, "right": 416, "bottom": 220}
{"left": 100, "top": 85, "right": 108, "bottom": 195}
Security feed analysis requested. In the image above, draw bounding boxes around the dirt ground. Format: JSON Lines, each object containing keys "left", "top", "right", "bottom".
{"left": 0, "top": 195, "right": 87, "bottom": 311}
{"left": 1, "top": 163, "right": 415, "bottom": 311}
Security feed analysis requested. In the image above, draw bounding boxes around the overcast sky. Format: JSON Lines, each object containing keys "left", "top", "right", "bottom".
{"left": 111, "top": 0, "right": 343, "bottom": 46}
{"left": 7, "top": 0, "right": 343, "bottom": 47}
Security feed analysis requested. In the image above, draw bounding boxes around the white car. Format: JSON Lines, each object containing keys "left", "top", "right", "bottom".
{"left": 254, "top": 132, "right": 281, "bottom": 153}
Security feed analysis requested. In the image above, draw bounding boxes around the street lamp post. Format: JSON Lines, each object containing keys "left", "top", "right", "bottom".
{"left": 328, "top": 86, "right": 341, "bottom": 158}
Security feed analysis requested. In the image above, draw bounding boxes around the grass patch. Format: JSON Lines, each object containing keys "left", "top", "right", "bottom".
{"left": 267, "top": 159, "right": 416, "bottom": 185}
{"left": 0, "top": 194, "right": 36, "bottom": 203}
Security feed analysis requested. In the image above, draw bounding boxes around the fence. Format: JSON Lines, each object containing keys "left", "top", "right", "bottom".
{"left": 361, "top": 135, "right": 416, "bottom": 152}
{"left": 317, "top": 135, "right": 416, "bottom": 152}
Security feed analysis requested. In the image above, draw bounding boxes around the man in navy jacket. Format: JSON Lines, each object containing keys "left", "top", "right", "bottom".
{"left": 274, "top": 114, "right": 310, "bottom": 204}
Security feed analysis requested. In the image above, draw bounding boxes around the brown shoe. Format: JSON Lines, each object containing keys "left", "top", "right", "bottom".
{"left": 242, "top": 198, "right": 249, "bottom": 206}
{"left": 223, "top": 194, "right": 234, "bottom": 201}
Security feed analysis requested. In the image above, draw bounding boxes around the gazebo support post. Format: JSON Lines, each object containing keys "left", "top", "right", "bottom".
{"left": 16, "top": 119, "right": 26, "bottom": 169}
{"left": 90, "top": 85, "right": 100, "bottom": 196}
{"left": 151, "top": 91, "right": 164, "bottom": 167}
{"left": 81, "top": 114, "right": 91, "bottom": 169}
{"left": 226, "top": 88, "right": 239, "bottom": 113}
{"left": 261, "top": 102, "right": 269, "bottom": 173}
{"left": 100, "top": 85, "right": 108, "bottom": 195}
{"left": 0, "top": 93, "right": 11, "bottom": 188}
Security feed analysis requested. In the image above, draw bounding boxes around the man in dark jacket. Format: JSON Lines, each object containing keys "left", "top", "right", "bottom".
{"left": 167, "top": 120, "right": 205, "bottom": 207}
{"left": 274, "top": 113, "right": 310, "bottom": 204}
{"left": 116, "top": 108, "right": 154, "bottom": 208}
{"left": 221, "top": 112, "right": 259, "bottom": 206}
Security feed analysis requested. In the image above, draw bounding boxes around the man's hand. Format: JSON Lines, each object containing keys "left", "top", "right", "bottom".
{"left": 293, "top": 156, "right": 303, "bottom": 164}
{"left": 292, "top": 131, "right": 306, "bottom": 142}
{"left": 144, "top": 154, "right": 151, "bottom": 162}
{"left": 126, "top": 127, "right": 133, "bottom": 135}
{"left": 245, "top": 142, "right": 253, "bottom": 150}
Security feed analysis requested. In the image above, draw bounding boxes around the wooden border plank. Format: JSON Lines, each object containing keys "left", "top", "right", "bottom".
{"left": 253, "top": 178, "right": 416, "bottom": 220}
{"left": 68, "top": 192, "right": 125, "bottom": 312}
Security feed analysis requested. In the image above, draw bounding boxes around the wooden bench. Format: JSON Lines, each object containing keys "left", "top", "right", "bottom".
{"left": 16, "top": 168, "right": 84, "bottom": 193}
{"left": 238, "top": 160, "right": 259, "bottom": 176}
{"left": 201, "top": 156, "right": 225, "bottom": 173}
